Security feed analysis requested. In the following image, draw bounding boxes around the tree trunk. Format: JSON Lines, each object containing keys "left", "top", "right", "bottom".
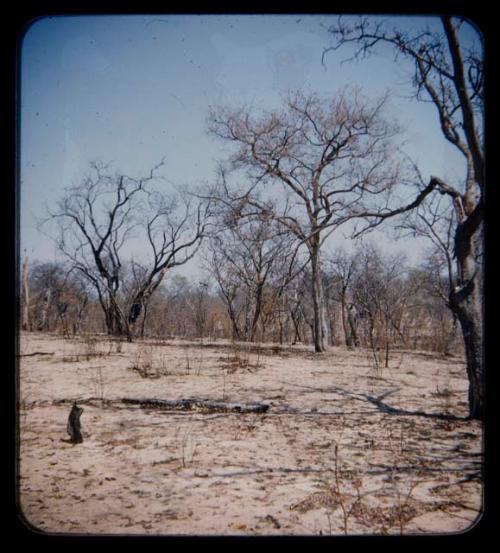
{"left": 340, "top": 293, "right": 349, "bottom": 346}
{"left": 104, "top": 295, "right": 130, "bottom": 341}
{"left": 456, "top": 304, "right": 483, "bottom": 419}
{"left": 367, "top": 313, "right": 380, "bottom": 372}
{"left": 443, "top": 312, "right": 458, "bottom": 356}
{"left": 310, "top": 243, "right": 327, "bottom": 352}
{"left": 291, "top": 311, "right": 302, "bottom": 344}
{"left": 21, "top": 257, "right": 30, "bottom": 331}
{"left": 329, "top": 317, "right": 336, "bottom": 346}
{"left": 140, "top": 302, "right": 148, "bottom": 338}
{"left": 249, "top": 283, "right": 264, "bottom": 342}
{"left": 450, "top": 215, "right": 484, "bottom": 420}
{"left": 38, "top": 288, "right": 51, "bottom": 331}
{"left": 73, "top": 295, "right": 88, "bottom": 336}
{"left": 450, "top": 271, "right": 484, "bottom": 420}
{"left": 347, "top": 304, "right": 360, "bottom": 347}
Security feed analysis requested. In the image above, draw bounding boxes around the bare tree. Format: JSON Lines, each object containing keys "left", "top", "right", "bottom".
{"left": 351, "top": 244, "right": 415, "bottom": 370}
{"left": 326, "top": 248, "right": 359, "bottom": 347}
{"left": 399, "top": 191, "right": 459, "bottom": 355}
{"left": 25, "top": 261, "right": 88, "bottom": 335}
{"left": 45, "top": 160, "right": 210, "bottom": 341}
{"left": 28, "top": 261, "right": 65, "bottom": 332}
{"left": 206, "top": 244, "right": 245, "bottom": 341}
{"left": 186, "top": 281, "right": 210, "bottom": 339}
{"left": 160, "top": 275, "right": 191, "bottom": 338}
{"left": 286, "top": 279, "right": 308, "bottom": 345}
{"left": 207, "top": 89, "right": 434, "bottom": 352}
{"left": 46, "top": 161, "right": 164, "bottom": 339}
{"left": 55, "top": 269, "right": 90, "bottom": 337}
{"left": 126, "top": 191, "right": 211, "bottom": 336}
{"left": 324, "top": 15, "right": 484, "bottom": 419}
{"left": 205, "top": 217, "right": 300, "bottom": 342}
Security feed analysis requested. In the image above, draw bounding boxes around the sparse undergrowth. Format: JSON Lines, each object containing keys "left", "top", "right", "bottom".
{"left": 18, "top": 333, "right": 482, "bottom": 535}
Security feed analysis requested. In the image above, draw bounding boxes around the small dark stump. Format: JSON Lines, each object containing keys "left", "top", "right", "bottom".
{"left": 66, "top": 402, "right": 84, "bottom": 444}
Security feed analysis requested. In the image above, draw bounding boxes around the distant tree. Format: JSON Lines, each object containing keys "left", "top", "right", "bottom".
{"left": 29, "top": 261, "right": 66, "bottom": 332}
{"left": 205, "top": 215, "right": 303, "bottom": 342}
{"left": 281, "top": 270, "right": 312, "bottom": 345}
{"left": 56, "top": 269, "right": 91, "bottom": 336}
{"left": 25, "top": 261, "right": 88, "bottom": 335}
{"left": 325, "top": 15, "right": 484, "bottom": 419}
{"left": 325, "top": 248, "right": 359, "bottom": 347}
{"left": 350, "top": 244, "right": 416, "bottom": 370}
{"left": 187, "top": 281, "right": 210, "bottom": 339}
{"left": 399, "top": 191, "right": 459, "bottom": 355}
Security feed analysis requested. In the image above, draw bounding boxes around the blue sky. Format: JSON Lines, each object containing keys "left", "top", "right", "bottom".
{"left": 20, "top": 14, "right": 478, "bottom": 277}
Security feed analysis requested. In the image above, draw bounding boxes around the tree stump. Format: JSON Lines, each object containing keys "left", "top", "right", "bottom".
{"left": 67, "top": 402, "right": 84, "bottom": 443}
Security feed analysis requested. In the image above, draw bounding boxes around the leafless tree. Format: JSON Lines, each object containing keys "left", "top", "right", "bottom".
{"left": 326, "top": 248, "right": 359, "bottom": 347}
{"left": 159, "top": 275, "right": 192, "bottom": 338}
{"left": 351, "top": 244, "right": 416, "bottom": 370}
{"left": 126, "top": 190, "right": 211, "bottom": 337}
{"left": 186, "top": 281, "right": 210, "bottom": 339}
{"left": 25, "top": 261, "right": 89, "bottom": 335}
{"left": 399, "top": 191, "right": 460, "bottom": 354}
{"left": 286, "top": 279, "right": 309, "bottom": 345}
{"left": 45, "top": 160, "right": 210, "bottom": 341}
{"left": 45, "top": 161, "right": 163, "bottom": 339}
{"left": 28, "top": 261, "right": 65, "bottom": 332}
{"left": 324, "top": 15, "right": 484, "bottom": 419}
{"left": 55, "top": 269, "right": 91, "bottom": 337}
{"left": 204, "top": 217, "right": 301, "bottom": 342}
{"left": 206, "top": 89, "right": 435, "bottom": 352}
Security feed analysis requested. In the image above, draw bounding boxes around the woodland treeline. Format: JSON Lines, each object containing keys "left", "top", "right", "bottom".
{"left": 20, "top": 16, "right": 483, "bottom": 419}
{"left": 21, "top": 242, "right": 460, "bottom": 362}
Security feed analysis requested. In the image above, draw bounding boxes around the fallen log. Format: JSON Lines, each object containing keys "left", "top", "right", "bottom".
{"left": 18, "top": 351, "right": 55, "bottom": 357}
{"left": 122, "top": 397, "right": 269, "bottom": 414}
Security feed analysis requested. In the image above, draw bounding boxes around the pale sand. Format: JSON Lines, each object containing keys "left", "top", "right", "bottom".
{"left": 17, "top": 332, "right": 483, "bottom": 536}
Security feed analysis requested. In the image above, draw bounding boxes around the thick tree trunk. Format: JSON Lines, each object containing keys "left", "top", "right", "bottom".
{"left": 110, "top": 307, "right": 124, "bottom": 336}
{"left": 457, "top": 306, "right": 483, "bottom": 420}
{"left": 450, "top": 274, "right": 484, "bottom": 420}
{"left": 230, "top": 315, "right": 241, "bottom": 342}
{"left": 310, "top": 243, "right": 328, "bottom": 352}
{"left": 104, "top": 295, "right": 130, "bottom": 341}
{"left": 450, "top": 213, "right": 484, "bottom": 420}
{"left": 346, "top": 304, "right": 360, "bottom": 347}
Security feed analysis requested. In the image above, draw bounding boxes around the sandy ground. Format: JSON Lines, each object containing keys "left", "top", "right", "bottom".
{"left": 17, "top": 332, "right": 483, "bottom": 536}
